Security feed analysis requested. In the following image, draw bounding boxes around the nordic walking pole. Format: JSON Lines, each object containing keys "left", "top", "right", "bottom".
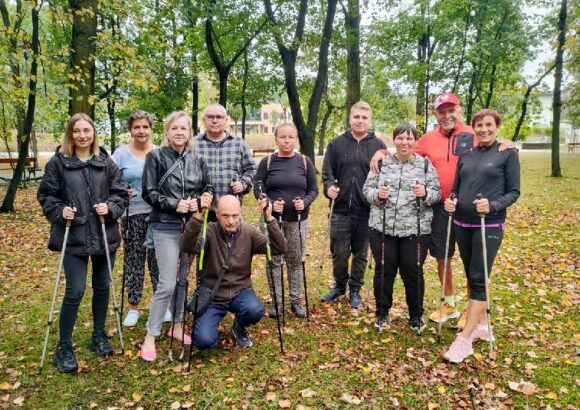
{"left": 437, "top": 193, "right": 456, "bottom": 343}
{"left": 414, "top": 181, "right": 423, "bottom": 336}
{"left": 187, "top": 188, "right": 214, "bottom": 369}
{"left": 477, "top": 193, "right": 495, "bottom": 359}
{"left": 99, "top": 214, "right": 125, "bottom": 353}
{"left": 378, "top": 175, "right": 388, "bottom": 333}
{"left": 39, "top": 202, "right": 75, "bottom": 374}
{"left": 120, "top": 184, "right": 131, "bottom": 326}
{"left": 366, "top": 247, "right": 373, "bottom": 314}
{"left": 294, "top": 197, "right": 309, "bottom": 320}
{"left": 318, "top": 179, "right": 338, "bottom": 297}
{"left": 276, "top": 198, "right": 286, "bottom": 327}
{"left": 257, "top": 182, "right": 284, "bottom": 354}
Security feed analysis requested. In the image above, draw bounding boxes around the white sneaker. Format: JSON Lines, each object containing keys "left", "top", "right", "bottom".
{"left": 163, "top": 309, "right": 173, "bottom": 323}
{"left": 123, "top": 309, "right": 140, "bottom": 327}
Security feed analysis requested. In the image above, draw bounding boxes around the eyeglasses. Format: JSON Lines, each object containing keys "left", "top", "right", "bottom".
{"left": 205, "top": 114, "right": 225, "bottom": 121}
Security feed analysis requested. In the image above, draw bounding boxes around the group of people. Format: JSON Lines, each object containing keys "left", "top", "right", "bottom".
{"left": 37, "top": 92, "right": 519, "bottom": 374}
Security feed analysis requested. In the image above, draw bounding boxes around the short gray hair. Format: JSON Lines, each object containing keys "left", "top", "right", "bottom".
{"left": 127, "top": 109, "right": 154, "bottom": 129}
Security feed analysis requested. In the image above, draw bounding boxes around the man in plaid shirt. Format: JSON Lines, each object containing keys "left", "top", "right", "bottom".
{"left": 195, "top": 104, "right": 256, "bottom": 221}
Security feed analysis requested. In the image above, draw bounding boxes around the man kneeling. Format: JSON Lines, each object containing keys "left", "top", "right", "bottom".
{"left": 181, "top": 195, "right": 287, "bottom": 348}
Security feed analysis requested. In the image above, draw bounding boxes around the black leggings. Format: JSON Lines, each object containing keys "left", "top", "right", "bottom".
{"left": 369, "top": 229, "right": 429, "bottom": 318}
{"left": 454, "top": 225, "right": 503, "bottom": 301}
{"left": 59, "top": 253, "right": 115, "bottom": 343}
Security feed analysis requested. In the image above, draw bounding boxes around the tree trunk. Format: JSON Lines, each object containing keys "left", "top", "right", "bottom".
{"left": 241, "top": 49, "right": 249, "bottom": 140}
{"left": 512, "top": 64, "right": 555, "bottom": 141}
{"left": 107, "top": 97, "right": 116, "bottom": 153}
{"left": 345, "top": 0, "right": 360, "bottom": 123}
{"left": 192, "top": 55, "right": 199, "bottom": 135}
{"left": 263, "top": 0, "right": 337, "bottom": 165}
{"left": 551, "top": 0, "right": 566, "bottom": 177}
{"left": 68, "top": 0, "right": 97, "bottom": 118}
{"left": 484, "top": 64, "right": 497, "bottom": 108}
{"left": 319, "top": 99, "right": 334, "bottom": 155}
{"left": 1, "top": 4, "right": 40, "bottom": 212}
{"left": 452, "top": 4, "right": 473, "bottom": 93}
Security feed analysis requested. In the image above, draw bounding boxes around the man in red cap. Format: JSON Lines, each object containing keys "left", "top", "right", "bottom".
{"left": 370, "top": 92, "right": 514, "bottom": 328}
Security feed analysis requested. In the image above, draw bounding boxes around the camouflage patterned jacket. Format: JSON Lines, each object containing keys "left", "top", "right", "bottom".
{"left": 363, "top": 153, "right": 441, "bottom": 237}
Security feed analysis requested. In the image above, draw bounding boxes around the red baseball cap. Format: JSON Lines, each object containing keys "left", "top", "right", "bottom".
{"left": 434, "top": 92, "right": 460, "bottom": 109}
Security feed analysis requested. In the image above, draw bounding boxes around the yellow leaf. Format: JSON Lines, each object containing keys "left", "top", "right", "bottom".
{"left": 150, "top": 369, "right": 158, "bottom": 376}
{"left": 437, "top": 385, "right": 446, "bottom": 394}
{"left": 0, "top": 383, "right": 10, "bottom": 391}
{"left": 545, "top": 392, "right": 558, "bottom": 400}
{"left": 132, "top": 392, "right": 142, "bottom": 402}
{"left": 473, "top": 352, "right": 483, "bottom": 362}
{"left": 428, "top": 403, "right": 440, "bottom": 410}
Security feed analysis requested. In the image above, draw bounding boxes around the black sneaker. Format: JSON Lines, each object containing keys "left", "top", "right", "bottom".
{"left": 320, "top": 286, "right": 346, "bottom": 302}
{"left": 231, "top": 319, "right": 253, "bottom": 348}
{"left": 349, "top": 287, "right": 362, "bottom": 309}
{"left": 268, "top": 303, "right": 282, "bottom": 318}
{"left": 53, "top": 341, "right": 78, "bottom": 373}
{"left": 409, "top": 317, "right": 426, "bottom": 333}
{"left": 374, "top": 314, "right": 389, "bottom": 329}
{"left": 291, "top": 302, "right": 307, "bottom": 318}
{"left": 88, "top": 332, "right": 114, "bottom": 357}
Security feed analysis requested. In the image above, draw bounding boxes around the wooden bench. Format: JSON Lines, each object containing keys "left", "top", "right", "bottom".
{"left": 252, "top": 148, "right": 276, "bottom": 157}
{"left": 568, "top": 142, "right": 580, "bottom": 153}
{"left": 0, "top": 156, "right": 37, "bottom": 178}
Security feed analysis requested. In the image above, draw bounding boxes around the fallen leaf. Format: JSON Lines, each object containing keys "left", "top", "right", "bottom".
{"left": 520, "top": 382, "right": 537, "bottom": 396}
{"left": 300, "top": 388, "right": 317, "bottom": 398}
{"left": 278, "top": 399, "right": 291, "bottom": 408}
{"left": 265, "top": 392, "right": 277, "bottom": 402}
{"left": 437, "top": 385, "right": 446, "bottom": 394}
{"left": 341, "top": 393, "right": 362, "bottom": 404}
{"left": 132, "top": 392, "right": 142, "bottom": 402}
{"left": 169, "top": 401, "right": 180, "bottom": 410}
{"left": 0, "top": 383, "right": 9, "bottom": 391}
{"left": 545, "top": 392, "right": 558, "bottom": 400}
{"left": 13, "top": 396, "right": 24, "bottom": 406}
{"left": 428, "top": 403, "right": 440, "bottom": 410}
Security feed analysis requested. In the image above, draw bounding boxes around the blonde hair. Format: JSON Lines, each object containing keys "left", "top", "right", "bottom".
{"left": 349, "top": 100, "right": 372, "bottom": 118}
{"left": 162, "top": 111, "right": 194, "bottom": 150}
{"left": 61, "top": 113, "right": 100, "bottom": 157}
{"left": 274, "top": 122, "right": 298, "bottom": 138}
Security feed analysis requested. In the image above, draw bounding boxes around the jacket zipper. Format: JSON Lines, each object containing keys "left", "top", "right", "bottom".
{"left": 348, "top": 139, "right": 361, "bottom": 212}
{"left": 392, "top": 160, "right": 404, "bottom": 235}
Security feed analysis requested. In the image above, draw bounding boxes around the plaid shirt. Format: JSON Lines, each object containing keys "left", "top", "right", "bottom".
{"left": 195, "top": 133, "right": 256, "bottom": 205}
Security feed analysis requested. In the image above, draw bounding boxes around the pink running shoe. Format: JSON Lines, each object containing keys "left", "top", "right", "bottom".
{"left": 140, "top": 344, "right": 156, "bottom": 362}
{"left": 443, "top": 335, "right": 473, "bottom": 363}
{"left": 470, "top": 324, "right": 495, "bottom": 343}
{"left": 167, "top": 327, "right": 192, "bottom": 345}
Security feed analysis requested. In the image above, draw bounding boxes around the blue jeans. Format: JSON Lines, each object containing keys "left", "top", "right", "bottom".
{"left": 193, "top": 288, "right": 265, "bottom": 349}
{"left": 329, "top": 213, "right": 369, "bottom": 289}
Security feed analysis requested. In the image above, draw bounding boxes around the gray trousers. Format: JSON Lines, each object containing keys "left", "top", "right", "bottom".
{"left": 146, "top": 229, "right": 190, "bottom": 337}
{"left": 266, "top": 220, "right": 308, "bottom": 305}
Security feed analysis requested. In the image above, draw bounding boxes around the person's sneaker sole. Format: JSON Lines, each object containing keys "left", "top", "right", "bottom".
{"left": 429, "top": 310, "right": 461, "bottom": 324}
{"left": 230, "top": 329, "right": 253, "bottom": 348}
{"left": 53, "top": 358, "right": 77, "bottom": 373}
{"left": 88, "top": 340, "right": 114, "bottom": 357}
{"left": 443, "top": 348, "right": 474, "bottom": 363}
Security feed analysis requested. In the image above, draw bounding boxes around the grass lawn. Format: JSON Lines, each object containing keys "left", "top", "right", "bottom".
{"left": 0, "top": 151, "right": 577, "bottom": 409}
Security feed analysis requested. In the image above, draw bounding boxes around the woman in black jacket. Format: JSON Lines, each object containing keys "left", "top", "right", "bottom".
{"left": 442, "top": 109, "right": 520, "bottom": 363}
{"left": 140, "top": 111, "right": 211, "bottom": 361}
{"left": 37, "top": 113, "right": 128, "bottom": 373}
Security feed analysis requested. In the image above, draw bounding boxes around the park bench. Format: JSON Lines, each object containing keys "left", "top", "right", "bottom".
{"left": 252, "top": 148, "right": 276, "bottom": 157}
{"left": 568, "top": 142, "right": 580, "bottom": 153}
{"left": 0, "top": 156, "right": 38, "bottom": 179}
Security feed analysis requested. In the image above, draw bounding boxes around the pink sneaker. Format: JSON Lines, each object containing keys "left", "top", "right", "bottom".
{"left": 167, "top": 327, "right": 192, "bottom": 345}
{"left": 443, "top": 335, "right": 473, "bottom": 363}
{"left": 471, "top": 324, "right": 495, "bottom": 343}
{"left": 140, "top": 344, "right": 156, "bottom": 362}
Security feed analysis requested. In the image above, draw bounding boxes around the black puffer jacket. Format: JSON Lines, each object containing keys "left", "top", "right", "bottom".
{"left": 322, "top": 129, "right": 386, "bottom": 219}
{"left": 142, "top": 146, "right": 210, "bottom": 223}
{"left": 37, "top": 147, "right": 129, "bottom": 255}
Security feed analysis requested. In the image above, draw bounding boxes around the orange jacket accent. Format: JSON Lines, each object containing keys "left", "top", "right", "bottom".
{"left": 414, "top": 123, "right": 476, "bottom": 202}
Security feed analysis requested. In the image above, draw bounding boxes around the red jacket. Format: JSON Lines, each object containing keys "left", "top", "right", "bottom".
{"left": 414, "top": 123, "right": 476, "bottom": 202}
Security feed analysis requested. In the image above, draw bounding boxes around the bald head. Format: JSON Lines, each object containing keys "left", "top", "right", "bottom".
{"left": 216, "top": 195, "right": 241, "bottom": 232}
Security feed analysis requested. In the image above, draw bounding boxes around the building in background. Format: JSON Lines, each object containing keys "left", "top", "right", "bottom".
{"left": 227, "top": 103, "right": 292, "bottom": 136}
